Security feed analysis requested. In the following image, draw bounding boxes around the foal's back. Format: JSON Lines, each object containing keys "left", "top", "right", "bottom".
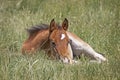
{"left": 22, "top": 24, "right": 49, "bottom": 54}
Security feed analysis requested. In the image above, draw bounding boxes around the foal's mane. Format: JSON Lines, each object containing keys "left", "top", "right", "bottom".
{"left": 26, "top": 23, "right": 62, "bottom": 37}
{"left": 26, "top": 24, "right": 49, "bottom": 36}
{"left": 25, "top": 23, "right": 62, "bottom": 44}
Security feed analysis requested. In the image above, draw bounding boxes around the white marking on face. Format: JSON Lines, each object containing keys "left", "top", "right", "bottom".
{"left": 61, "top": 34, "right": 66, "bottom": 40}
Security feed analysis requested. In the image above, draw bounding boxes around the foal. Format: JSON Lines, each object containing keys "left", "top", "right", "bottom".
{"left": 22, "top": 18, "right": 107, "bottom": 64}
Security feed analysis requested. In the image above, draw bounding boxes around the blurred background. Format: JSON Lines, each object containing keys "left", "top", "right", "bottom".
{"left": 0, "top": 0, "right": 120, "bottom": 80}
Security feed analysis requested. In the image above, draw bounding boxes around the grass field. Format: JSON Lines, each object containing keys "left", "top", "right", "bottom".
{"left": 0, "top": 0, "right": 120, "bottom": 80}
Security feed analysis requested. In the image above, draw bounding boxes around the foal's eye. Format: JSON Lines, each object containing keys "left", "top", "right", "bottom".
{"left": 51, "top": 41, "right": 56, "bottom": 47}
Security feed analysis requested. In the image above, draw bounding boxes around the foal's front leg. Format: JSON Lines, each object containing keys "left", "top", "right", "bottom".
{"left": 67, "top": 32, "right": 107, "bottom": 63}
{"left": 72, "top": 40, "right": 107, "bottom": 63}
{"left": 82, "top": 44, "right": 107, "bottom": 63}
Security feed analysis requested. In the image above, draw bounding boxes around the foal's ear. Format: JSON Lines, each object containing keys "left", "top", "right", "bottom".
{"left": 49, "top": 19, "right": 56, "bottom": 33}
{"left": 62, "top": 18, "right": 68, "bottom": 30}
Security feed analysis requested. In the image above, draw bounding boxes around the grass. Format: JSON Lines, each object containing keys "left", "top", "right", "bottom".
{"left": 0, "top": 0, "right": 120, "bottom": 80}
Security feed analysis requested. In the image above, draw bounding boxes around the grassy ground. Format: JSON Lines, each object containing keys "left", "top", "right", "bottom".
{"left": 0, "top": 0, "right": 120, "bottom": 80}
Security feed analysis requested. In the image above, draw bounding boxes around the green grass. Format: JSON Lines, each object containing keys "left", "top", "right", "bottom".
{"left": 0, "top": 0, "right": 120, "bottom": 80}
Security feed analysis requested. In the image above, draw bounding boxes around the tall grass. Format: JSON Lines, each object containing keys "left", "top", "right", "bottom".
{"left": 0, "top": 0, "right": 120, "bottom": 80}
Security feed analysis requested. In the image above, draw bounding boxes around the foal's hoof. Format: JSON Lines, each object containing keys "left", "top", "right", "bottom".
{"left": 72, "top": 60, "right": 78, "bottom": 63}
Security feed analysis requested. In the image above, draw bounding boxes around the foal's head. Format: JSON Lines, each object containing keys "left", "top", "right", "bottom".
{"left": 49, "top": 18, "right": 73, "bottom": 63}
